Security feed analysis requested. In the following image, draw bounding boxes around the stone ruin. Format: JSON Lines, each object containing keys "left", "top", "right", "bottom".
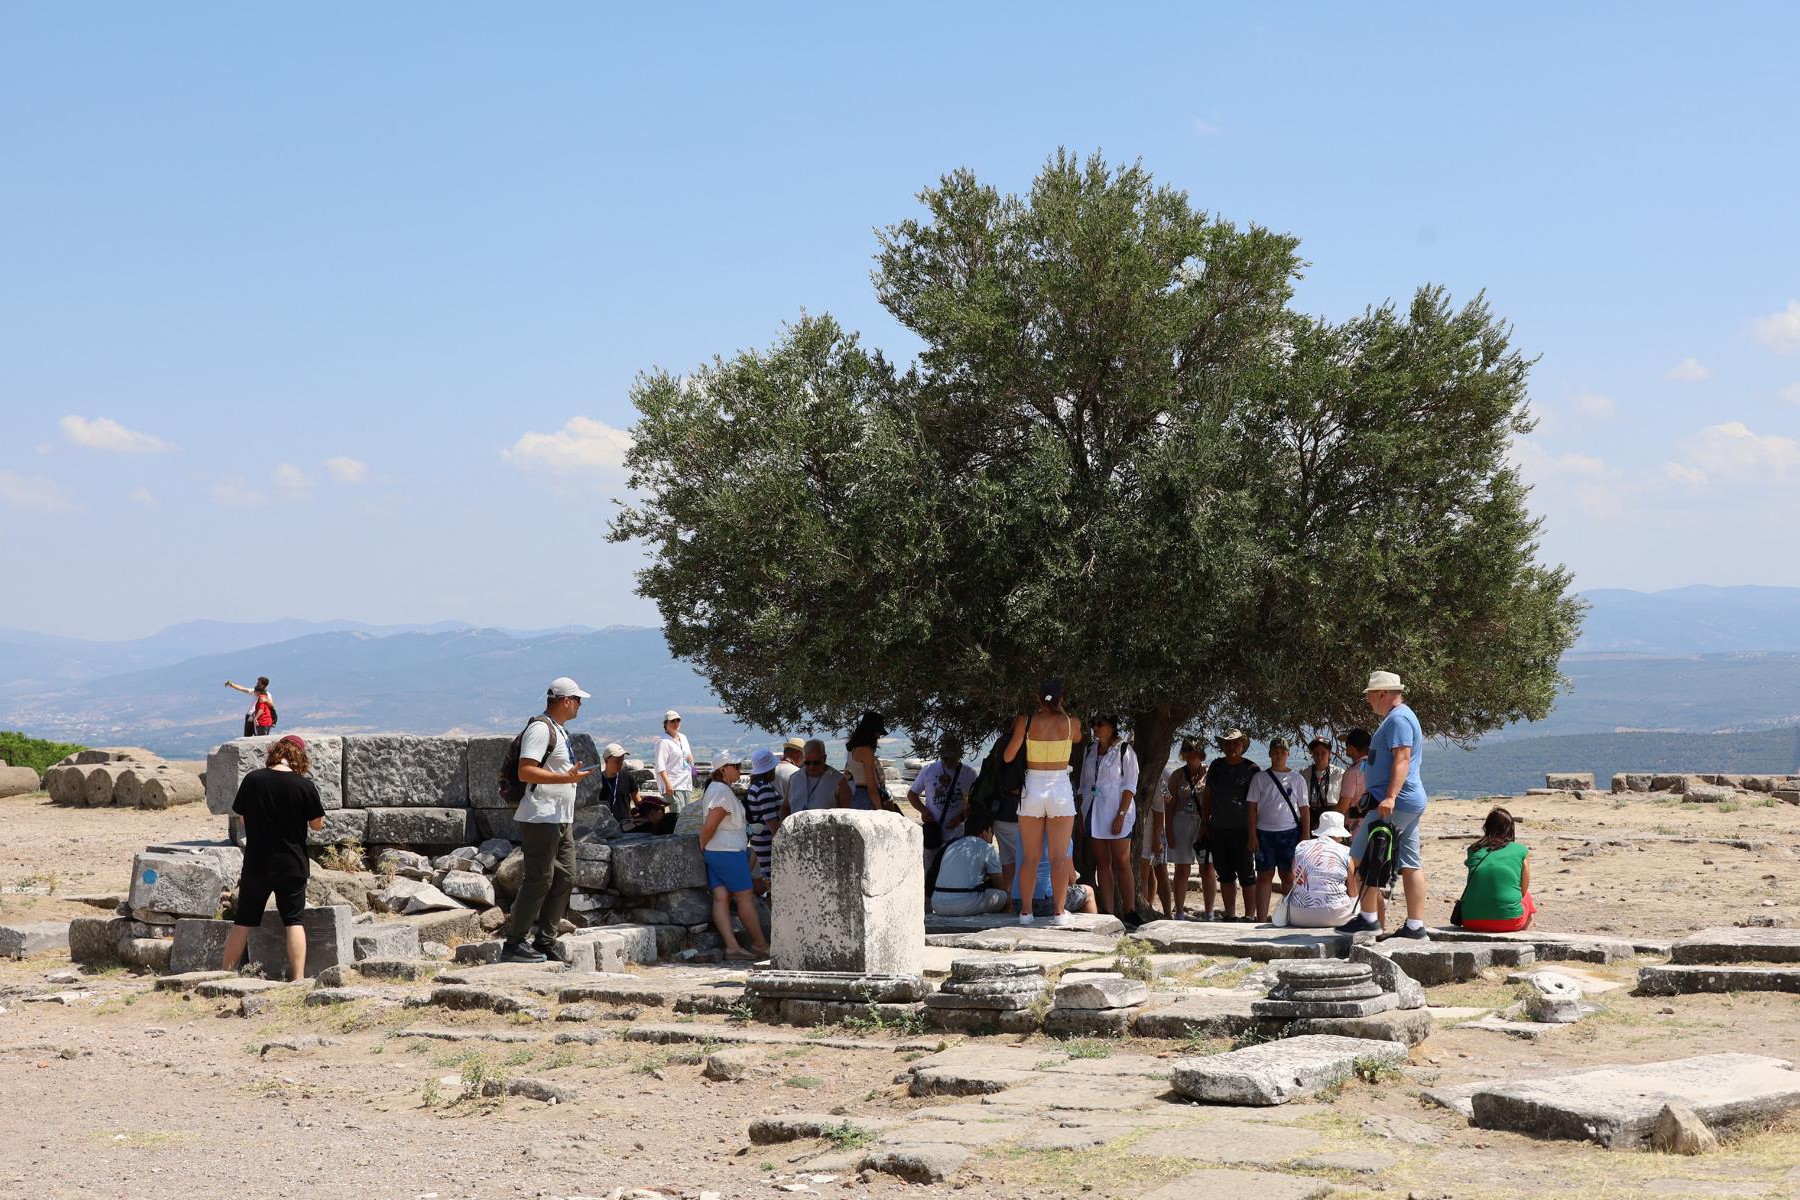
{"left": 0, "top": 756, "right": 42, "bottom": 799}
{"left": 40, "top": 747, "right": 203, "bottom": 808}
{"left": 1534, "top": 769, "right": 1800, "bottom": 805}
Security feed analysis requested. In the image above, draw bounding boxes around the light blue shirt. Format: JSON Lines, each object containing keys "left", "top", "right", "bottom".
{"left": 934, "top": 836, "right": 1001, "bottom": 892}
{"left": 1366, "top": 702, "right": 1427, "bottom": 814}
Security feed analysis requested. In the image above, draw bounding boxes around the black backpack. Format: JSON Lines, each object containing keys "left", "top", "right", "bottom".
{"left": 497, "top": 715, "right": 557, "bottom": 806}
{"left": 1357, "top": 816, "right": 1401, "bottom": 896}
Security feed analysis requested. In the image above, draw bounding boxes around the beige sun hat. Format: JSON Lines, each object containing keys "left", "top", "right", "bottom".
{"left": 1364, "top": 670, "right": 1405, "bottom": 693}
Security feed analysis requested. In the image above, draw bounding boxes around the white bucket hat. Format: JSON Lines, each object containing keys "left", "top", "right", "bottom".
{"left": 1364, "top": 670, "right": 1405, "bottom": 693}
{"left": 1313, "top": 810, "right": 1350, "bottom": 840}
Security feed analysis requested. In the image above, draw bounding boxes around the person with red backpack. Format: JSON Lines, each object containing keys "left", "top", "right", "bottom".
{"left": 225, "top": 676, "right": 276, "bottom": 737}
{"left": 498, "top": 677, "right": 594, "bottom": 964}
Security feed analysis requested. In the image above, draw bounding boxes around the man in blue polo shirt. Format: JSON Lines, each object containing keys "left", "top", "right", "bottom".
{"left": 1337, "top": 670, "right": 1430, "bottom": 940}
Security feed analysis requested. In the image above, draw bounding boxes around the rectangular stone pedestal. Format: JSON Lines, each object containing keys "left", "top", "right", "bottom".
{"left": 769, "top": 810, "right": 923, "bottom": 976}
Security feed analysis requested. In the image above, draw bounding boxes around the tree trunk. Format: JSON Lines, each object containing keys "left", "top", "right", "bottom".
{"left": 1129, "top": 703, "right": 1189, "bottom": 858}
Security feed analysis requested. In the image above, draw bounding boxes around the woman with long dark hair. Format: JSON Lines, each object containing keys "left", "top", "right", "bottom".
{"left": 1002, "top": 679, "right": 1083, "bottom": 927}
{"left": 1456, "top": 807, "right": 1536, "bottom": 932}
{"left": 842, "top": 710, "right": 895, "bottom": 812}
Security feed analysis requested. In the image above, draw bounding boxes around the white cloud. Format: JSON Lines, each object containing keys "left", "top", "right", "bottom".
{"left": 324, "top": 456, "right": 368, "bottom": 484}
{"left": 210, "top": 478, "right": 268, "bottom": 508}
{"left": 59, "top": 415, "right": 174, "bottom": 453}
{"left": 503, "top": 417, "right": 634, "bottom": 481}
{"left": 1778, "top": 382, "right": 1800, "bottom": 406}
{"left": 1191, "top": 115, "right": 1221, "bottom": 136}
{"left": 1572, "top": 389, "right": 1616, "bottom": 418}
{"left": 274, "top": 463, "right": 312, "bottom": 500}
{"left": 1662, "top": 463, "right": 1708, "bottom": 487}
{"left": 1687, "top": 421, "right": 1800, "bottom": 478}
{"left": 0, "top": 470, "right": 78, "bottom": 513}
{"left": 1509, "top": 439, "right": 1623, "bottom": 519}
{"left": 127, "top": 487, "right": 156, "bottom": 506}
{"left": 1752, "top": 300, "right": 1800, "bottom": 354}
{"left": 1664, "top": 357, "right": 1710, "bottom": 382}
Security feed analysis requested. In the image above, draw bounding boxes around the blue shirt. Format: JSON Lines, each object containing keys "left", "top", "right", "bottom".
{"left": 935, "top": 836, "right": 1001, "bottom": 893}
{"left": 1366, "top": 702, "right": 1427, "bottom": 813}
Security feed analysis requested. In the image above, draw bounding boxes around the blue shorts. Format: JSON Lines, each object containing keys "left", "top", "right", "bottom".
{"left": 1350, "top": 808, "right": 1424, "bottom": 871}
{"left": 1255, "top": 827, "right": 1302, "bottom": 872}
{"left": 704, "top": 848, "right": 754, "bottom": 894}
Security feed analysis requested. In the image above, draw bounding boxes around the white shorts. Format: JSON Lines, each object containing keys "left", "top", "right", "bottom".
{"left": 1019, "top": 769, "right": 1077, "bottom": 819}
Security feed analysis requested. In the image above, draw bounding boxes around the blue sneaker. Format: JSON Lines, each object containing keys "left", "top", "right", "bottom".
{"left": 1334, "top": 913, "right": 1381, "bottom": 935}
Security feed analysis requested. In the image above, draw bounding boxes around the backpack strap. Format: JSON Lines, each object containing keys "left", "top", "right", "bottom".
{"left": 1266, "top": 767, "right": 1301, "bottom": 826}
{"left": 522, "top": 714, "right": 559, "bottom": 795}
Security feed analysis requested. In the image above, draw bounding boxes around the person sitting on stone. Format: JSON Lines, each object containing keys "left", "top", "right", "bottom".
{"left": 1020, "top": 826, "right": 1100, "bottom": 917}
{"left": 699, "top": 754, "right": 767, "bottom": 961}
{"left": 1284, "top": 809, "right": 1357, "bottom": 928}
{"left": 928, "top": 812, "right": 1010, "bottom": 916}
{"left": 1455, "top": 807, "right": 1536, "bottom": 932}
{"left": 223, "top": 734, "right": 324, "bottom": 979}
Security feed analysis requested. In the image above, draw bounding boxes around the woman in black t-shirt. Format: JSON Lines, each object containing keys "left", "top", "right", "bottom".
{"left": 223, "top": 735, "right": 325, "bottom": 980}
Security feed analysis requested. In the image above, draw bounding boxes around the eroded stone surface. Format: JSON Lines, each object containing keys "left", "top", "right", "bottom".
{"left": 343, "top": 736, "right": 467, "bottom": 808}
{"left": 769, "top": 810, "right": 923, "bottom": 976}
{"left": 1170, "top": 1034, "right": 1405, "bottom": 1105}
{"left": 1638, "top": 964, "right": 1800, "bottom": 996}
{"left": 1053, "top": 973, "right": 1149, "bottom": 1010}
{"left": 1670, "top": 927, "right": 1800, "bottom": 966}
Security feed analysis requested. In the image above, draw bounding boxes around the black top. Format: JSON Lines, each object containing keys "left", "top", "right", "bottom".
{"left": 232, "top": 767, "right": 325, "bottom": 877}
{"left": 595, "top": 768, "right": 640, "bottom": 822}
{"left": 1205, "top": 757, "right": 1260, "bottom": 830}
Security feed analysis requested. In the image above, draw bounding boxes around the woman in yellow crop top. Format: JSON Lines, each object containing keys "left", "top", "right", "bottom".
{"left": 1002, "top": 678, "right": 1083, "bottom": 927}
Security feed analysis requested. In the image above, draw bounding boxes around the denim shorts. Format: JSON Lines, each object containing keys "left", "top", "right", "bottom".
{"left": 1350, "top": 807, "right": 1424, "bottom": 871}
{"left": 1254, "top": 826, "right": 1302, "bottom": 872}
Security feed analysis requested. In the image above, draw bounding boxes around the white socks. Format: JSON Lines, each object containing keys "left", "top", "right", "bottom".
{"left": 1405, "top": 918, "right": 1424, "bottom": 930}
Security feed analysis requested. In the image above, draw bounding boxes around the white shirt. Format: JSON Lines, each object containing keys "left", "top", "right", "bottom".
{"left": 1080, "top": 741, "right": 1139, "bottom": 840}
{"left": 655, "top": 730, "right": 694, "bottom": 793}
{"left": 515, "top": 717, "right": 576, "bottom": 825}
{"left": 701, "top": 780, "right": 747, "bottom": 852}
{"left": 787, "top": 765, "right": 843, "bottom": 813}
{"left": 910, "top": 760, "right": 976, "bottom": 831}
{"left": 775, "top": 760, "right": 800, "bottom": 803}
{"left": 1303, "top": 761, "right": 1345, "bottom": 812}
{"left": 1290, "top": 836, "right": 1352, "bottom": 909}
{"left": 1249, "top": 767, "right": 1309, "bottom": 833}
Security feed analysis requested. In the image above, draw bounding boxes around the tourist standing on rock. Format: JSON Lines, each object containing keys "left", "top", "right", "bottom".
{"left": 842, "top": 710, "right": 894, "bottom": 812}
{"left": 1080, "top": 715, "right": 1140, "bottom": 927}
{"left": 223, "top": 734, "right": 324, "bottom": 979}
{"left": 908, "top": 738, "right": 975, "bottom": 876}
{"left": 1248, "top": 737, "right": 1310, "bottom": 922}
{"left": 655, "top": 710, "right": 696, "bottom": 818}
{"left": 1338, "top": 671, "right": 1430, "bottom": 940}
{"left": 781, "top": 738, "right": 844, "bottom": 817}
{"left": 1199, "top": 730, "right": 1259, "bottom": 921}
{"left": 1456, "top": 807, "right": 1535, "bottom": 932}
{"left": 502, "top": 677, "right": 594, "bottom": 964}
{"left": 225, "top": 676, "right": 275, "bottom": 738}
{"left": 1303, "top": 736, "right": 1344, "bottom": 825}
{"left": 700, "top": 754, "right": 767, "bottom": 960}
{"left": 775, "top": 737, "right": 805, "bottom": 805}
{"left": 1286, "top": 810, "right": 1357, "bottom": 928}
{"left": 1002, "top": 679, "right": 1083, "bottom": 927}
{"left": 1338, "top": 728, "right": 1371, "bottom": 826}
{"left": 1165, "top": 738, "right": 1213, "bottom": 920}
{"left": 744, "top": 748, "right": 784, "bottom": 893}
{"left": 928, "top": 811, "right": 1011, "bottom": 916}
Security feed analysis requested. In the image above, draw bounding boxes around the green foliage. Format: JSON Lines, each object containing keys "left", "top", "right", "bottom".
{"left": 1059, "top": 1037, "right": 1114, "bottom": 1059}
{"left": 1113, "top": 938, "right": 1156, "bottom": 982}
{"left": 611, "top": 151, "right": 1583, "bottom": 766}
{"left": 785, "top": 1075, "right": 824, "bottom": 1089}
{"left": 0, "top": 731, "right": 84, "bottom": 776}
{"left": 822, "top": 1121, "right": 877, "bottom": 1150}
{"left": 1353, "top": 1055, "right": 1405, "bottom": 1086}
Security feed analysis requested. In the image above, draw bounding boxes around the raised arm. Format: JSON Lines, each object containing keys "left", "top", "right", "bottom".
{"left": 225, "top": 680, "right": 252, "bottom": 694}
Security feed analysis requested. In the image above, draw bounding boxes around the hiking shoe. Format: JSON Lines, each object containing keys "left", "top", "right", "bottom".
{"left": 1378, "top": 924, "right": 1430, "bottom": 941}
{"left": 500, "top": 939, "right": 547, "bottom": 964}
{"left": 1334, "top": 913, "right": 1382, "bottom": 935}
{"left": 532, "top": 935, "right": 571, "bottom": 964}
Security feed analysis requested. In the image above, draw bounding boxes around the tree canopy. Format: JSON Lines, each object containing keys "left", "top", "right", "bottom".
{"left": 610, "top": 151, "right": 1584, "bottom": 780}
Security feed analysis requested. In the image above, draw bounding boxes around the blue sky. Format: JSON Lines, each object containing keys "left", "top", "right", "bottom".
{"left": 3, "top": 3, "right": 1798, "bottom": 640}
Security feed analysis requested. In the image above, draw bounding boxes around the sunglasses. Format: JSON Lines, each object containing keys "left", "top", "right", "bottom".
{"left": 803, "top": 759, "right": 826, "bottom": 767}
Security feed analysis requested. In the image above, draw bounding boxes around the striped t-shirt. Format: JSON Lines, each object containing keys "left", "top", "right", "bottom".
{"left": 745, "top": 778, "right": 783, "bottom": 872}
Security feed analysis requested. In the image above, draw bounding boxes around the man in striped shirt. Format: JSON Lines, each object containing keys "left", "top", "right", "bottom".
{"left": 744, "top": 747, "right": 784, "bottom": 894}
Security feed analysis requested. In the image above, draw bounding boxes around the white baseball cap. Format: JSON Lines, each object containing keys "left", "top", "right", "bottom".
{"left": 1364, "top": 670, "right": 1405, "bottom": 693}
{"left": 548, "top": 677, "right": 591, "bottom": 699}
{"left": 663, "top": 709, "right": 681, "bottom": 723}
{"left": 602, "top": 742, "right": 627, "bottom": 759}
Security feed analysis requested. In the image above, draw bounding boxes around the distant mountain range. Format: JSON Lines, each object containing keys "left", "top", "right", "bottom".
{"left": 4, "top": 586, "right": 1800, "bottom": 789}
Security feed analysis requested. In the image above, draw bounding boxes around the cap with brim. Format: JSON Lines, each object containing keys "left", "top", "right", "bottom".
{"left": 1313, "top": 810, "right": 1350, "bottom": 839}
{"left": 1307, "top": 736, "right": 1331, "bottom": 749}
{"left": 603, "top": 742, "right": 626, "bottom": 759}
{"left": 1268, "top": 736, "right": 1289, "bottom": 751}
{"left": 1179, "top": 738, "right": 1204, "bottom": 757}
{"left": 663, "top": 709, "right": 681, "bottom": 723}
{"left": 750, "top": 748, "right": 778, "bottom": 775}
{"left": 548, "top": 676, "right": 591, "bottom": 699}
{"left": 1364, "top": 670, "right": 1405, "bottom": 693}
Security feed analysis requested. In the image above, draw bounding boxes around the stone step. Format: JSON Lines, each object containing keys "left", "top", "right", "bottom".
{"left": 1430, "top": 928, "right": 1642, "bottom": 964}
{"left": 1637, "top": 964, "right": 1800, "bottom": 995}
{"left": 1468, "top": 1053, "right": 1800, "bottom": 1148}
{"left": 1132, "top": 920, "right": 1350, "bottom": 961}
{"left": 1127, "top": 990, "right": 1258, "bottom": 1039}
{"left": 622, "top": 1022, "right": 937, "bottom": 1053}
{"left": 1375, "top": 941, "right": 1535, "bottom": 987}
{"left": 1170, "top": 1034, "right": 1406, "bottom": 1106}
{"left": 1668, "top": 927, "right": 1800, "bottom": 966}
{"left": 924, "top": 912, "right": 1124, "bottom": 937}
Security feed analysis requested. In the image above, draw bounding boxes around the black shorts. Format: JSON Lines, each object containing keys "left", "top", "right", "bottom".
{"left": 235, "top": 870, "right": 307, "bottom": 928}
{"left": 1205, "top": 827, "right": 1256, "bottom": 889}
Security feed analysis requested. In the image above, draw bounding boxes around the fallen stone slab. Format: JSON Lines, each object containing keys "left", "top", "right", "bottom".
{"left": 778, "top": 998, "right": 925, "bottom": 1028}
{"left": 1286, "top": 1008, "right": 1434, "bottom": 1046}
{"left": 609, "top": 835, "right": 709, "bottom": 896}
{"left": 352, "top": 922, "right": 422, "bottom": 962}
{"left": 1251, "top": 993, "right": 1397, "bottom": 1019}
{"left": 0, "top": 921, "right": 70, "bottom": 959}
{"left": 1133, "top": 920, "right": 1348, "bottom": 961}
{"left": 193, "top": 977, "right": 292, "bottom": 999}
{"left": 557, "top": 975, "right": 677, "bottom": 1007}
{"left": 393, "top": 1028, "right": 540, "bottom": 1044}
{"left": 924, "top": 1006, "right": 1041, "bottom": 1035}
{"left": 128, "top": 851, "right": 225, "bottom": 920}
{"left": 1054, "top": 972, "right": 1149, "bottom": 1010}
{"left": 1043, "top": 1008, "right": 1132, "bottom": 1037}
{"left": 858, "top": 1144, "right": 969, "bottom": 1184}
{"left": 1379, "top": 941, "right": 1519, "bottom": 987}
{"left": 1061, "top": 952, "right": 1210, "bottom": 979}
{"left": 1455, "top": 1014, "right": 1568, "bottom": 1040}
{"left": 924, "top": 928, "right": 1122, "bottom": 954}
{"left": 1434, "top": 928, "right": 1639, "bottom": 965}
{"left": 924, "top": 911, "right": 1124, "bottom": 936}
{"left": 1637, "top": 964, "right": 1800, "bottom": 995}
{"left": 387, "top": 907, "right": 481, "bottom": 947}
{"left": 1469, "top": 1054, "right": 1800, "bottom": 1148}
{"left": 1669, "top": 926, "right": 1800, "bottom": 966}
{"left": 1349, "top": 945, "right": 1427, "bottom": 1009}
{"left": 748, "top": 1112, "right": 898, "bottom": 1144}
{"left": 622, "top": 1023, "right": 937, "bottom": 1053}
{"left": 154, "top": 970, "right": 234, "bottom": 991}
{"left": 1170, "top": 1034, "right": 1407, "bottom": 1106}
{"left": 1130, "top": 990, "right": 1258, "bottom": 1039}
{"left": 304, "top": 987, "right": 388, "bottom": 1006}
{"left": 426, "top": 984, "right": 525, "bottom": 1013}
{"left": 479, "top": 1076, "right": 574, "bottom": 1103}
{"left": 745, "top": 969, "right": 928, "bottom": 1003}
{"left": 259, "top": 1035, "right": 337, "bottom": 1056}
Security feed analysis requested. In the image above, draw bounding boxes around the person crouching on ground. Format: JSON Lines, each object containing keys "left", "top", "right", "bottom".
{"left": 700, "top": 753, "right": 767, "bottom": 961}
{"left": 1285, "top": 810, "right": 1357, "bottom": 928}
{"left": 1002, "top": 679, "right": 1083, "bottom": 927}
{"left": 223, "top": 735, "right": 325, "bottom": 979}
{"left": 1456, "top": 807, "right": 1536, "bottom": 932}
{"left": 1248, "top": 737, "right": 1309, "bottom": 922}
{"left": 1081, "top": 714, "right": 1141, "bottom": 927}
{"left": 929, "top": 812, "right": 1010, "bottom": 916}
{"left": 503, "top": 677, "right": 594, "bottom": 964}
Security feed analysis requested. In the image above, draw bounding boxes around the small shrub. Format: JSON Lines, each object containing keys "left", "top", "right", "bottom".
{"left": 0, "top": 731, "right": 85, "bottom": 775}
{"left": 420, "top": 1078, "right": 440, "bottom": 1107}
{"left": 823, "top": 1121, "right": 876, "bottom": 1150}
{"left": 1717, "top": 800, "right": 1742, "bottom": 814}
{"left": 1114, "top": 937, "right": 1156, "bottom": 983}
{"left": 316, "top": 839, "right": 367, "bottom": 873}
{"left": 785, "top": 1075, "right": 823, "bottom": 1089}
{"left": 1060, "top": 1038, "right": 1113, "bottom": 1060}
{"left": 1353, "top": 1055, "right": 1404, "bottom": 1085}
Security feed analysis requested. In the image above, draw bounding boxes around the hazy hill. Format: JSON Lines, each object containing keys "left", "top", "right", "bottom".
{"left": 1571, "top": 585, "right": 1800, "bottom": 654}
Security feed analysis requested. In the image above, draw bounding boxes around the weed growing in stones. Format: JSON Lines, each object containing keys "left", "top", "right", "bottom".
{"left": 1060, "top": 1038, "right": 1114, "bottom": 1060}
{"left": 1353, "top": 1055, "right": 1403, "bottom": 1085}
{"left": 458, "top": 1051, "right": 494, "bottom": 1097}
{"left": 786, "top": 1075, "right": 823, "bottom": 1089}
{"left": 504, "top": 1047, "right": 534, "bottom": 1067}
{"left": 1230, "top": 1027, "right": 1277, "bottom": 1051}
{"left": 1719, "top": 800, "right": 1743, "bottom": 814}
{"left": 316, "top": 839, "right": 366, "bottom": 873}
{"left": 823, "top": 1121, "right": 876, "bottom": 1150}
{"left": 1114, "top": 937, "right": 1156, "bottom": 982}
{"left": 1179, "top": 1030, "right": 1227, "bottom": 1057}
{"left": 420, "top": 1078, "right": 440, "bottom": 1107}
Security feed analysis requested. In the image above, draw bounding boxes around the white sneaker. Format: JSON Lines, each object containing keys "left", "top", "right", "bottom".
{"left": 1048, "top": 912, "right": 1075, "bottom": 928}
{"left": 1018, "top": 913, "right": 1035, "bottom": 926}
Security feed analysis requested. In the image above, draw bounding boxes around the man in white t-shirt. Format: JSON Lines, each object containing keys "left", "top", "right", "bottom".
{"left": 775, "top": 736, "right": 804, "bottom": 805}
{"left": 1246, "top": 737, "right": 1310, "bottom": 922}
{"left": 930, "top": 814, "right": 1009, "bottom": 916}
{"left": 503, "top": 677, "right": 594, "bottom": 964}
{"left": 655, "top": 710, "right": 696, "bottom": 817}
{"left": 908, "top": 739, "right": 976, "bottom": 875}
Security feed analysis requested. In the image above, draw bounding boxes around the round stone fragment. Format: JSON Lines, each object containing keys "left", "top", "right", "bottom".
{"left": 1275, "top": 960, "right": 1374, "bottom": 987}
{"left": 949, "top": 957, "right": 1048, "bottom": 982}
{"left": 1276, "top": 980, "right": 1384, "bottom": 1003}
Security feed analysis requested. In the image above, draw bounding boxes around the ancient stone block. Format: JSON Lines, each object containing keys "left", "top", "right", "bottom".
{"left": 364, "top": 807, "right": 469, "bottom": 846}
{"left": 1043, "top": 1007, "right": 1132, "bottom": 1037}
{"left": 1052, "top": 973, "right": 1148, "bottom": 1010}
{"left": 83, "top": 764, "right": 133, "bottom": 807}
{"left": 746, "top": 969, "right": 928, "bottom": 1003}
{"left": 573, "top": 853, "right": 611, "bottom": 890}
{"left": 472, "top": 807, "right": 523, "bottom": 842}
{"left": 353, "top": 922, "right": 422, "bottom": 962}
{"left": 206, "top": 736, "right": 344, "bottom": 814}
{"left": 1287, "top": 1007, "right": 1434, "bottom": 1046}
{"left": 120, "top": 937, "right": 173, "bottom": 970}
{"left": 640, "top": 887, "right": 709, "bottom": 925}
{"left": 1129, "top": 991, "right": 1258, "bottom": 1039}
{"left": 1637, "top": 964, "right": 1800, "bottom": 995}
{"left": 464, "top": 736, "right": 513, "bottom": 809}
{"left": 923, "top": 1005, "right": 1041, "bottom": 1035}
{"left": 1670, "top": 926, "right": 1800, "bottom": 965}
{"left": 139, "top": 771, "right": 204, "bottom": 809}
{"left": 68, "top": 916, "right": 128, "bottom": 965}
{"left": 1379, "top": 941, "right": 1496, "bottom": 986}
{"left": 1684, "top": 783, "right": 1735, "bottom": 804}
{"left": 1171, "top": 1034, "right": 1407, "bottom": 1105}
{"left": 128, "top": 851, "right": 226, "bottom": 919}
{"left": 247, "top": 905, "right": 354, "bottom": 978}
{"left": 769, "top": 809, "right": 923, "bottom": 976}
{"left": 168, "top": 918, "right": 234, "bottom": 975}
{"left": 1545, "top": 772, "right": 1594, "bottom": 790}
{"left": 439, "top": 872, "right": 496, "bottom": 908}
{"left": 307, "top": 808, "right": 370, "bottom": 848}
{"left": 1349, "top": 945, "right": 1428, "bottom": 1009}
{"left": 0, "top": 921, "right": 69, "bottom": 958}
{"left": 1251, "top": 993, "right": 1398, "bottom": 1019}
{"left": 343, "top": 735, "right": 467, "bottom": 808}
{"left": 609, "top": 835, "right": 708, "bottom": 896}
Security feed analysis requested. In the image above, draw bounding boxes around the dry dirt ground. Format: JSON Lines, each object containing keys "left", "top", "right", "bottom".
{"left": 2, "top": 788, "right": 1799, "bottom": 1200}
